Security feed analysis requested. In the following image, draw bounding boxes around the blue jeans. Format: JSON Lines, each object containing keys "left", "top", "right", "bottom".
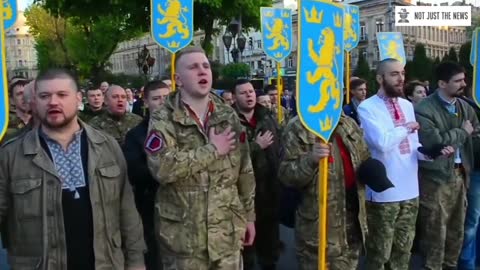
{"left": 459, "top": 171, "right": 480, "bottom": 270}
{"left": 0, "top": 237, "right": 9, "bottom": 270}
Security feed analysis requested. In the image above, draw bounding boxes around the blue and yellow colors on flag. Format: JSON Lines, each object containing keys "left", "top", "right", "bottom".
{"left": 297, "top": 0, "right": 345, "bottom": 142}
{"left": 343, "top": 4, "right": 360, "bottom": 52}
{"left": 471, "top": 27, "right": 479, "bottom": 66}
{"left": 0, "top": 16, "right": 9, "bottom": 140}
{"left": 3, "top": 0, "right": 17, "bottom": 30}
{"left": 377, "top": 32, "right": 406, "bottom": 66}
{"left": 260, "top": 7, "right": 293, "bottom": 62}
{"left": 473, "top": 29, "right": 480, "bottom": 107}
{"left": 150, "top": 0, "right": 193, "bottom": 53}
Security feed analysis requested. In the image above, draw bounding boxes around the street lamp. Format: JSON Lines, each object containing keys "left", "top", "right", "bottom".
{"left": 222, "top": 17, "right": 246, "bottom": 63}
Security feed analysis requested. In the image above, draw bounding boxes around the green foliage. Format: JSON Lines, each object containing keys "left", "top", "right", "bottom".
{"left": 459, "top": 41, "right": 473, "bottom": 88}
{"left": 353, "top": 53, "right": 376, "bottom": 96}
{"left": 26, "top": 3, "right": 143, "bottom": 83}
{"left": 221, "top": 63, "right": 250, "bottom": 80}
{"left": 39, "top": 0, "right": 273, "bottom": 58}
{"left": 447, "top": 47, "right": 459, "bottom": 63}
{"left": 408, "top": 43, "right": 433, "bottom": 81}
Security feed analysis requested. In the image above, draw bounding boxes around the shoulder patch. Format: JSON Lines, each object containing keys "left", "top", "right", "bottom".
{"left": 144, "top": 130, "right": 164, "bottom": 154}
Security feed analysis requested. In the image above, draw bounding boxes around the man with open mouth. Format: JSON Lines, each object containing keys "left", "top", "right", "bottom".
{"left": 89, "top": 84, "right": 143, "bottom": 146}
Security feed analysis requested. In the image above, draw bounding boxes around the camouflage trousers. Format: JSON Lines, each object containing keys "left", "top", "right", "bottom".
{"left": 160, "top": 251, "right": 242, "bottom": 270}
{"left": 364, "top": 198, "right": 419, "bottom": 270}
{"left": 418, "top": 169, "right": 466, "bottom": 270}
{"left": 296, "top": 240, "right": 361, "bottom": 270}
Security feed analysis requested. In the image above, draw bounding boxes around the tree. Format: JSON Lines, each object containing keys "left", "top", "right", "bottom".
{"left": 353, "top": 53, "right": 376, "bottom": 96}
{"left": 221, "top": 63, "right": 250, "bottom": 79}
{"left": 466, "top": 15, "right": 480, "bottom": 38}
{"left": 441, "top": 53, "right": 449, "bottom": 63}
{"left": 409, "top": 43, "right": 433, "bottom": 81}
{"left": 27, "top": 3, "right": 143, "bottom": 83}
{"left": 39, "top": 0, "right": 273, "bottom": 57}
{"left": 459, "top": 41, "right": 473, "bottom": 87}
{"left": 447, "top": 47, "right": 459, "bottom": 63}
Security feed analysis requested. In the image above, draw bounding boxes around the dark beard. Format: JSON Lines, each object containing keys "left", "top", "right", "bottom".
{"left": 452, "top": 87, "right": 465, "bottom": 98}
{"left": 383, "top": 81, "right": 403, "bottom": 98}
{"left": 41, "top": 113, "right": 76, "bottom": 130}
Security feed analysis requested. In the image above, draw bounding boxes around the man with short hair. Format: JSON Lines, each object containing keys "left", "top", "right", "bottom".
{"left": 343, "top": 78, "right": 367, "bottom": 124}
{"left": 3, "top": 77, "right": 31, "bottom": 142}
{"left": 415, "top": 62, "right": 480, "bottom": 270}
{"left": 358, "top": 58, "right": 454, "bottom": 270}
{"left": 99, "top": 81, "right": 109, "bottom": 93}
{"left": 256, "top": 91, "right": 272, "bottom": 110}
{"left": 232, "top": 79, "right": 281, "bottom": 270}
{"left": 126, "top": 88, "right": 135, "bottom": 113}
{"left": 123, "top": 80, "right": 170, "bottom": 270}
{"left": 79, "top": 88, "right": 105, "bottom": 123}
{"left": 146, "top": 47, "right": 256, "bottom": 270}
{"left": 265, "top": 84, "right": 289, "bottom": 126}
{"left": 221, "top": 90, "right": 234, "bottom": 106}
{"left": 89, "top": 85, "right": 142, "bottom": 146}
{"left": 0, "top": 68, "right": 146, "bottom": 270}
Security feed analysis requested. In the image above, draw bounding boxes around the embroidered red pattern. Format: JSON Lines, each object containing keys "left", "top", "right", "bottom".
{"left": 378, "top": 95, "right": 411, "bottom": 155}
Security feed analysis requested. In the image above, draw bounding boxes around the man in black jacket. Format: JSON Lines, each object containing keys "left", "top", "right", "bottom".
{"left": 233, "top": 79, "right": 282, "bottom": 270}
{"left": 123, "top": 80, "right": 170, "bottom": 270}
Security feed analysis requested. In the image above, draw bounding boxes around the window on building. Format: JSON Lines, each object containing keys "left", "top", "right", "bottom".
{"left": 287, "top": 57, "right": 293, "bottom": 68}
{"left": 17, "top": 49, "right": 21, "bottom": 56}
{"left": 17, "top": 39, "right": 21, "bottom": 45}
{"left": 19, "top": 60, "right": 23, "bottom": 67}
{"left": 375, "top": 19, "right": 384, "bottom": 32}
{"left": 360, "top": 22, "right": 367, "bottom": 40}
{"left": 257, "top": 60, "right": 263, "bottom": 69}
{"left": 256, "top": 40, "right": 262, "bottom": 49}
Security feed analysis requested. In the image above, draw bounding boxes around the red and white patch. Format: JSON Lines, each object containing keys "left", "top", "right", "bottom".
{"left": 144, "top": 131, "right": 164, "bottom": 154}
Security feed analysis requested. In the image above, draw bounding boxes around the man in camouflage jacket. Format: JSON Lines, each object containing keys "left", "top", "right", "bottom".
{"left": 279, "top": 114, "right": 369, "bottom": 270}
{"left": 145, "top": 47, "right": 256, "bottom": 270}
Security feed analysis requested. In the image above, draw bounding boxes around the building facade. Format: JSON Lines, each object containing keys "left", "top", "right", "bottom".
{"left": 6, "top": 11, "right": 38, "bottom": 80}
{"left": 349, "top": 0, "right": 468, "bottom": 69}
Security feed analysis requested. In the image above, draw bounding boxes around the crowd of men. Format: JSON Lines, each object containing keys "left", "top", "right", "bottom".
{"left": 0, "top": 45, "right": 479, "bottom": 270}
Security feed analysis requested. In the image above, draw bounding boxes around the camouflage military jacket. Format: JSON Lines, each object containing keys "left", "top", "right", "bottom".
{"left": 279, "top": 115, "right": 370, "bottom": 256}
{"left": 146, "top": 91, "right": 255, "bottom": 261}
{"left": 272, "top": 105, "right": 290, "bottom": 127}
{"left": 89, "top": 111, "right": 142, "bottom": 146}
{"left": 0, "top": 122, "right": 145, "bottom": 270}
{"left": 2, "top": 112, "right": 29, "bottom": 143}
{"left": 79, "top": 105, "right": 106, "bottom": 123}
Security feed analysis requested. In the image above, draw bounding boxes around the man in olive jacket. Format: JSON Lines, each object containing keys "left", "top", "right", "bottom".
{"left": 415, "top": 62, "right": 480, "bottom": 270}
{"left": 0, "top": 69, "right": 146, "bottom": 270}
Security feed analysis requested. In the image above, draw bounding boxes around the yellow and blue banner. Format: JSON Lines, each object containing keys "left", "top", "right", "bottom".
{"left": 260, "top": 7, "right": 293, "bottom": 62}
{"left": 297, "top": 0, "right": 345, "bottom": 142}
{"left": 377, "top": 32, "right": 406, "bottom": 66}
{"left": 3, "top": 0, "right": 17, "bottom": 30}
{"left": 473, "top": 29, "right": 480, "bottom": 107}
{"left": 150, "top": 0, "right": 194, "bottom": 53}
{"left": 344, "top": 4, "right": 360, "bottom": 52}
{"left": 471, "top": 27, "right": 479, "bottom": 66}
{"left": 0, "top": 16, "right": 9, "bottom": 141}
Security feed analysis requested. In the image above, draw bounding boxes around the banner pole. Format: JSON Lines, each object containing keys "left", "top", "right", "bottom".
{"left": 277, "top": 64, "right": 283, "bottom": 124}
{"left": 171, "top": 53, "right": 176, "bottom": 91}
{"left": 318, "top": 154, "right": 328, "bottom": 270}
{"left": 346, "top": 52, "right": 351, "bottom": 104}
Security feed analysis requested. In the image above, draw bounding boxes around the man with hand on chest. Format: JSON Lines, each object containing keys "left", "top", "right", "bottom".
{"left": 232, "top": 79, "right": 282, "bottom": 270}
{"left": 145, "top": 47, "right": 256, "bottom": 270}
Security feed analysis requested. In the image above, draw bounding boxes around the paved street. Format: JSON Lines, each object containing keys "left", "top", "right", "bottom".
{"left": 262, "top": 225, "right": 424, "bottom": 270}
